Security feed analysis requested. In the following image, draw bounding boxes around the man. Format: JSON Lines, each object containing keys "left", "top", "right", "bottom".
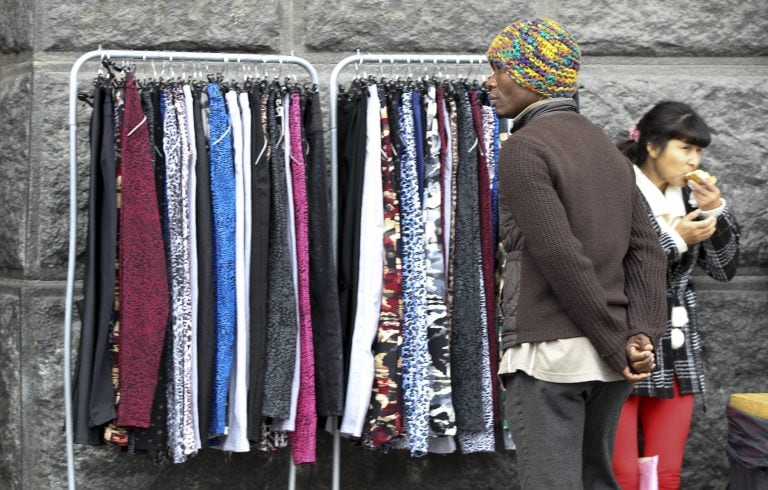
{"left": 488, "top": 18, "right": 668, "bottom": 489}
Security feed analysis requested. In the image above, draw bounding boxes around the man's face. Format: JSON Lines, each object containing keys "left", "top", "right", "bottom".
{"left": 487, "top": 64, "right": 543, "bottom": 118}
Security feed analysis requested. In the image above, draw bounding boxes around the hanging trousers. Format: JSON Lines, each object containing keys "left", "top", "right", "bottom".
{"left": 247, "top": 85, "right": 270, "bottom": 441}
{"left": 337, "top": 89, "right": 367, "bottom": 390}
{"left": 304, "top": 91, "right": 344, "bottom": 418}
{"left": 73, "top": 83, "right": 107, "bottom": 445}
{"left": 192, "top": 88, "right": 215, "bottom": 445}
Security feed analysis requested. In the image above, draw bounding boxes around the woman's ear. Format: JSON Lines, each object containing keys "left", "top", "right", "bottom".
{"left": 646, "top": 141, "right": 661, "bottom": 160}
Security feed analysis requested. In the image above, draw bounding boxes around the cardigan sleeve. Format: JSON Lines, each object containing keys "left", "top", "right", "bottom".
{"left": 623, "top": 187, "right": 669, "bottom": 346}
{"left": 636, "top": 189, "right": 686, "bottom": 265}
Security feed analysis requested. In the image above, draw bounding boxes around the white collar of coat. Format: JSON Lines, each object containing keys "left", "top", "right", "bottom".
{"left": 633, "top": 165, "right": 687, "bottom": 225}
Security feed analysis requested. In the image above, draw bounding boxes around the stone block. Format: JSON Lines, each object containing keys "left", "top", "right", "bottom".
{"left": 20, "top": 289, "right": 69, "bottom": 488}
{"left": 699, "top": 281, "right": 768, "bottom": 395}
{"left": 304, "top": 0, "right": 537, "bottom": 52}
{"left": 304, "top": 0, "right": 768, "bottom": 56}
{"left": 579, "top": 61, "right": 768, "bottom": 268}
{"left": 78, "top": 428, "right": 519, "bottom": 489}
{"left": 0, "top": 0, "right": 33, "bottom": 53}
{"left": 559, "top": 1, "right": 768, "bottom": 56}
{"left": 26, "top": 68, "right": 90, "bottom": 279}
{"left": 681, "top": 282, "right": 768, "bottom": 489}
{"left": 35, "top": 0, "right": 280, "bottom": 53}
{"left": 71, "top": 416, "right": 305, "bottom": 487}
{"left": 0, "top": 71, "right": 31, "bottom": 273}
{"left": 339, "top": 444, "right": 518, "bottom": 489}
{"left": 15, "top": 283, "right": 294, "bottom": 488}
{"left": 0, "top": 288, "right": 22, "bottom": 490}
{"left": 69, "top": 445, "right": 295, "bottom": 488}
{"left": 25, "top": 279, "right": 309, "bottom": 487}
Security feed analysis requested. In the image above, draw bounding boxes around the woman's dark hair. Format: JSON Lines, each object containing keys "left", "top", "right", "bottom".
{"left": 619, "top": 101, "right": 712, "bottom": 166}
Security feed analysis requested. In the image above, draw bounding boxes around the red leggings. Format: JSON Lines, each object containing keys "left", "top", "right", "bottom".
{"left": 612, "top": 379, "right": 695, "bottom": 490}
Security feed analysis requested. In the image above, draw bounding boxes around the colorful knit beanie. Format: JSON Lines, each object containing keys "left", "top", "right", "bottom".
{"left": 486, "top": 18, "right": 580, "bottom": 98}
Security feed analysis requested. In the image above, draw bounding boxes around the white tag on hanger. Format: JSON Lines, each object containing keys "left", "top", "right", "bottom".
{"left": 275, "top": 97, "right": 283, "bottom": 118}
{"left": 671, "top": 305, "right": 688, "bottom": 327}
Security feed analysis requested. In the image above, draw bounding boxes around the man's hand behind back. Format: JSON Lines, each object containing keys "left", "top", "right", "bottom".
{"left": 621, "top": 333, "right": 656, "bottom": 383}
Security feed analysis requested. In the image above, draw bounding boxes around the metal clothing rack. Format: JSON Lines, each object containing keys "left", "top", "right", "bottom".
{"left": 327, "top": 53, "right": 488, "bottom": 490}
{"left": 65, "top": 48, "right": 320, "bottom": 490}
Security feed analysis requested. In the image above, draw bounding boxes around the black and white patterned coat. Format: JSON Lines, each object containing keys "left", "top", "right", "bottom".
{"left": 633, "top": 186, "right": 739, "bottom": 399}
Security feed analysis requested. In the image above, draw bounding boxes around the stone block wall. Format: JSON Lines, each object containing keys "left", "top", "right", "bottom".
{"left": 1, "top": 1, "right": 766, "bottom": 488}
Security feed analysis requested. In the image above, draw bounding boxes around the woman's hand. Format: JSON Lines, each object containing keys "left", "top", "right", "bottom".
{"left": 675, "top": 210, "right": 716, "bottom": 245}
{"left": 689, "top": 180, "right": 723, "bottom": 211}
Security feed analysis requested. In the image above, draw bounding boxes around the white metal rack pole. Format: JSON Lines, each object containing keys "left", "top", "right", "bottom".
{"left": 66, "top": 48, "right": 320, "bottom": 490}
{"left": 327, "top": 53, "right": 487, "bottom": 490}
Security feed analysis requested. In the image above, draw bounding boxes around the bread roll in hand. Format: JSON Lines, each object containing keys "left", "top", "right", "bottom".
{"left": 685, "top": 169, "right": 717, "bottom": 185}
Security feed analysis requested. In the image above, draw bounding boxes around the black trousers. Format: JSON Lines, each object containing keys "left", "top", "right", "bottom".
{"left": 192, "top": 88, "right": 215, "bottom": 446}
{"left": 88, "top": 85, "right": 118, "bottom": 428}
{"left": 247, "top": 86, "right": 270, "bottom": 441}
{"left": 304, "top": 91, "right": 344, "bottom": 418}
{"left": 73, "top": 84, "right": 106, "bottom": 445}
{"left": 336, "top": 89, "right": 367, "bottom": 389}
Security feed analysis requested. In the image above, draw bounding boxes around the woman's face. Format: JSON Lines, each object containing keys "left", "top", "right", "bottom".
{"left": 487, "top": 64, "right": 542, "bottom": 118}
{"left": 645, "top": 138, "right": 704, "bottom": 190}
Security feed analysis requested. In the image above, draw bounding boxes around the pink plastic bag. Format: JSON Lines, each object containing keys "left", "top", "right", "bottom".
{"left": 638, "top": 455, "right": 659, "bottom": 490}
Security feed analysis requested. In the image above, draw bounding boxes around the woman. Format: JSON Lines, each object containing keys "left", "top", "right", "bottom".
{"left": 612, "top": 101, "right": 740, "bottom": 489}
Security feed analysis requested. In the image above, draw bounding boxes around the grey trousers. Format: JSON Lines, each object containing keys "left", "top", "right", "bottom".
{"left": 504, "top": 372, "right": 632, "bottom": 490}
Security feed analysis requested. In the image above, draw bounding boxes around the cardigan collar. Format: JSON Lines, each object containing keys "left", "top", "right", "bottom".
{"left": 510, "top": 97, "right": 578, "bottom": 133}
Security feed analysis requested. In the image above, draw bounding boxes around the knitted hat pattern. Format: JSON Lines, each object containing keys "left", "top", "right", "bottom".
{"left": 487, "top": 18, "right": 580, "bottom": 98}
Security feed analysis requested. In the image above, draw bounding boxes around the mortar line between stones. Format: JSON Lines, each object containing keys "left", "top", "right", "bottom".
{"left": 281, "top": 0, "right": 296, "bottom": 54}
{"left": 20, "top": 2, "right": 39, "bottom": 482}
{"left": 293, "top": 0, "right": 306, "bottom": 56}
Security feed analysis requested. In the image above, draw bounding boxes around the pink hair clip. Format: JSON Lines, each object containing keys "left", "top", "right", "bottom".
{"left": 629, "top": 124, "right": 640, "bottom": 143}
